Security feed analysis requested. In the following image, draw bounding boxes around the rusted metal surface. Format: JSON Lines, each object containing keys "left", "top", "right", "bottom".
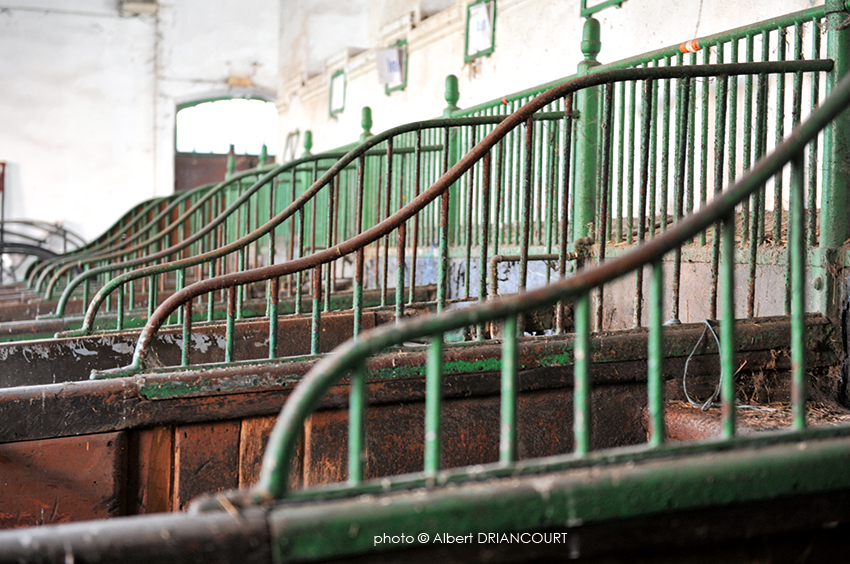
{"left": 0, "top": 298, "right": 83, "bottom": 324}
{"left": 0, "top": 305, "right": 411, "bottom": 388}
{"left": 0, "top": 315, "right": 834, "bottom": 443}
{"left": 0, "top": 508, "right": 272, "bottom": 564}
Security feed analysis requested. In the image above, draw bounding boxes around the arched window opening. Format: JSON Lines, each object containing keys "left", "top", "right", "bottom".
{"left": 174, "top": 98, "right": 279, "bottom": 191}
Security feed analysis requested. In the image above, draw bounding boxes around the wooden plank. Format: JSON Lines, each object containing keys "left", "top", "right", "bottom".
{"left": 173, "top": 420, "right": 240, "bottom": 510}
{"left": 240, "top": 415, "right": 304, "bottom": 491}
{"left": 0, "top": 432, "right": 127, "bottom": 528}
{"left": 238, "top": 415, "right": 277, "bottom": 487}
{"left": 303, "top": 410, "right": 348, "bottom": 487}
{"left": 126, "top": 426, "right": 174, "bottom": 514}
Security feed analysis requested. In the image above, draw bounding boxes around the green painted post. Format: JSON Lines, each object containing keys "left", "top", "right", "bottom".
{"left": 360, "top": 108, "right": 373, "bottom": 141}
{"left": 258, "top": 143, "right": 268, "bottom": 166}
{"left": 440, "top": 76, "right": 461, "bottom": 309}
{"left": 500, "top": 315, "right": 518, "bottom": 464}
{"left": 424, "top": 334, "right": 444, "bottom": 477}
{"left": 574, "top": 291, "right": 591, "bottom": 456}
{"left": 302, "top": 131, "right": 313, "bottom": 156}
{"left": 348, "top": 360, "right": 367, "bottom": 485}
{"left": 818, "top": 0, "right": 850, "bottom": 316}
{"left": 443, "top": 75, "right": 460, "bottom": 117}
{"left": 225, "top": 145, "right": 236, "bottom": 180}
{"left": 573, "top": 17, "right": 601, "bottom": 242}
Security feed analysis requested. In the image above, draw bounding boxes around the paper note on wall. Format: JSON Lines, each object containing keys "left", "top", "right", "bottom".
{"left": 377, "top": 47, "right": 404, "bottom": 86}
{"left": 467, "top": 2, "right": 493, "bottom": 56}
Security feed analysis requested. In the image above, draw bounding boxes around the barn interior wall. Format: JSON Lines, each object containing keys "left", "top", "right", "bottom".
{"left": 0, "top": 0, "right": 279, "bottom": 241}
{"left": 277, "top": 0, "right": 819, "bottom": 153}
{"left": 0, "top": 0, "right": 822, "bottom": 241}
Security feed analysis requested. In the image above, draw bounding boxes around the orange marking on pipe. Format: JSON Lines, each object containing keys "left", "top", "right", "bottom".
{"left": 679, "top": 39, "right": 702, "bottom": 53}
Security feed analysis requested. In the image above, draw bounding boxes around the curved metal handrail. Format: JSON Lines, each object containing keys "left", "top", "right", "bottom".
{"left": 28, "top": 180, "right": 218, "bottom": 291}
{"left": 37, "top": 184, "right": 213, "bottom": 295}
{"left": 47, "top": 167, "right": 271, "bottom": 305}
{"left": 55, "top": 150, "right": 356, "bottom": 330}
{"left": 26, "top": 195, "right": 167, "bottom": 288}
{"left": 1, "top": 220, "right": 86, "bottom": 250}
{"left": 77, "top": 114, "right": 509, "bottom": 349}
{"left": 92, "top": 59, "right": 830, "bottom": 377}
{"left": 245, "top": 59, "right": 850, "bottom": 501}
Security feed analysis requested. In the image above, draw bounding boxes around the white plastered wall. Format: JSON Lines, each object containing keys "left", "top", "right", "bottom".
{"left": 277, "top": 0, "right": 820, "bottom": 154}
{"left": 0, "top": 0, "right": 280, "bottom": 241}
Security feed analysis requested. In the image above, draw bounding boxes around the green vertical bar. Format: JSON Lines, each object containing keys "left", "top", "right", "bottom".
{"left": 710, "top": 52, "right": 729, "bottom": 320}
{"left": 424, "top": 334, "right": 443, "bottom": 476}
{"left": 501, "top": 314, "right": 518, "bottom": 464}
{"left": 395, "top": 223, "right": 406, "bottom": 323}
{"left": 353, "top": 250, "right": 364, "bottom": 338}
{"left": 648, "top": 64, "right": 658, "bottom": 239}
{"left": 659, "top": 59, "right": 670, "bottom": 234}
{"left": 698, "top": 47, "right": 710, "bottom": 247}
{"left": 574, "top": 291, "right": 591, "bottom": 456}
{"left": 728, "top": 39, "right": 739, "bottom": 194}
{"left": 295, "top": 210, "right": 304, "bottom": 316}
{"left": 237, "top": 250, "right": 245, "bottom": 320}
{"left": 147, "top": 273, "right": 157, "bottom": 319}
{"left": 437, "top": 128, "right": 451, "bottom": 313}
{"left": 311, "top": 265, "right": 321, "bottom": 356}
{"left": 819, "top": 1, "right": 850, "bottom": 316}
{"left": 774, "top": 27, "right": 786, "bottom": 247}
{"left": 647, "top": 258, "right": 665, "bottom": 448}
{"left": 477, "top": 151, "right": 492, "bottom": 340}
{"left": 626, "top": 79, "right": 636, "bottom": 244}
{"left": 116, "top": 282, "right": 124, "bottom": 332}
{"left": 348, "top": 359, "right": 367, "bottom": 485}
{"left": 519, "top": 117, "right": 533, "bottom": 293}
{"left": 790, "top": 153, "right": 807, "bottom": 430}
{"left": 81, "top": 266, "right": 90, "bottom": 310}
{"left": 720, "top": 216, "right": 736, "bottom": 439}
{"left": 808, "top": 18, "right": 822, "bottom": 248}
{"left": 175, "top": 268, "right": 185, "bottom": 325}
{"left": 616, "top": 81, "right": 626, "bottom": 242}
{"left": 686, "top": 52, "right": 697, "bottom": 221}
{"left": 225, "top": 286, "right": 235, "bottom": 364}
{"left": 101, "top": 269, "right": 110, "bottom": 314}
{"left": 573, "top": 17, "right": 601, "bottom": 242}
{"left": 268, "top": 278, "right": 278, "bottom": 359}
{"left": 206, "top": 261, "right": 215, "bottom": 323}
{"left": 181, "top": 300, "right": 192, "bottom": 367}
{"left": 757, "top": 31, "right": 769, "bottom": 244}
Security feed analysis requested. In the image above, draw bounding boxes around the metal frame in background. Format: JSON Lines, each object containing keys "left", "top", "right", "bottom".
{"left": 580, "top": 0, "right": 627, "bottom": 18}
{"left": 329, "top": 69, "right": 346, "bottom": 116}
{"left": 384, "top": 39, "right": 409, "bottom": 95}
{"left": 464, "top": 0, "right": 497, "bottom": 63}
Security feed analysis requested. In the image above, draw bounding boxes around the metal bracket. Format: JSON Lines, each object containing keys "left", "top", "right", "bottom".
{"left": 580, "top": 0, "right": 627, "bottom": 18}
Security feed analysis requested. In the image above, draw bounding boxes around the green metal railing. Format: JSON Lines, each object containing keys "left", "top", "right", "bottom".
{"left": 25, "top": 194, "right": 172, "bottom": 288}
{"left": 455, "top": 5, "right": 837, "bottom": 324}
{"left": 36, "top": 4, "right": 845, "bottom": 381}
{"left": 239, "top": 58, "right": 850, "bottom": 506}
{"left": 33, "top": 183, "right": 220, "bottom": 298}
{"left": 94, "top": 56, "right": 831, "bottom": 377}
{"left": 47, "top": 166, "right": 279, "bottom": 317}
{"left": 92, "top": 112, "right": 575, "bottom": 375}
